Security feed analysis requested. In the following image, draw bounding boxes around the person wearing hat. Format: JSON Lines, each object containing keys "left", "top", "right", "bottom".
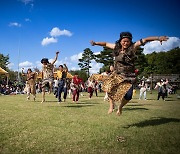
{"left": 90, "top": 32, "right": 168, "bottom": 115}
{"left": 41, "top": 51, "right": 59, "bottom": 103}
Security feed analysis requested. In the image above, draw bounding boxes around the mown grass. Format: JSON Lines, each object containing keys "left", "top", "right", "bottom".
{"left": 0, "top": 90, "right": 180, "bottom": 154}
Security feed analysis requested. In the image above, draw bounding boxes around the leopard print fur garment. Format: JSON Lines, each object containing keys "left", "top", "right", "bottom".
{"left": 89, "top": 72, "right": 132, "bottom": 101}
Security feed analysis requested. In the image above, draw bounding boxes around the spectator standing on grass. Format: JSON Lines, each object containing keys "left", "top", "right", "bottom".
{"left": 139, "top": 80, "right": 148, "bottom": 100}
{"left": 154, "top": 79, "right": 168, "bottom": 101}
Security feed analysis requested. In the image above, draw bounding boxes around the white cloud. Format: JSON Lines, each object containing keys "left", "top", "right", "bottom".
{"left": 69, "top": 52, "right": 102, "bottom": 73}
{"left": 70, "top": 66, "right": 80, "bottom": 71}
{"left": 41, "top": 27, "right": 72, "bottom": 46}
{"left": 19, "top": 61, "right": 34, "bottom": 71}
{"left": 94, "top": 52, "right": 100, "bottom": 55}
{"left": 143, "top": 37, "right": 180, "bottom": 54}
{"left": 89, "top": 60, "right": 103, "bottom": 74}
{"left": 70, "top": 53, "right": 82, "bottom": 62}
{"left": 7, "top": 63, "right": 14, "bottom": 69}
{"left": 19, "top": 61, "right": 33, "bottom": 67}
{"left": 25, "top": 18, "right": 31, "bottom": 22}
{"left": 9, "top": 22, "right": 21, "bottom": 27}
{"left": 50, "top": 27, "right": 73, "bottom": 37}
{"left": 41, "top": 37, "right": 58, "bottom": 46}
{"left": 19, "top": 0, "right": 33, "bottom": 5}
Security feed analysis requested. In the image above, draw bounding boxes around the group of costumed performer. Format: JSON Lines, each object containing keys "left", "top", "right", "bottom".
{"left": 90, "top": 32, "right": 168, "bottom": 115}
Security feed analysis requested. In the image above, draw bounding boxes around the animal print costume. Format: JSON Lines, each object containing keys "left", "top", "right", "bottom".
{"left": 90, "top": 44, "right": 136, "bottom": 101}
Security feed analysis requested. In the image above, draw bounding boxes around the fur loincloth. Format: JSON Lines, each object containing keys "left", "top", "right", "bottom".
{"left": 89, "top": 72, "right": 132, "bottom": 101}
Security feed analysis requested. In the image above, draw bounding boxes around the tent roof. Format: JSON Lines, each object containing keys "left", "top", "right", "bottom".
{"left": 0, "top": 67, "right": 8, "bottom": 74}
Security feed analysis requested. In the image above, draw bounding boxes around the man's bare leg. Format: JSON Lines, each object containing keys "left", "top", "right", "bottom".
{"left": 33, "top": 94, "right": 36, "bottom": 101}
{"left": 48, "top": 83, "right": 53, "bottom": 94}
{"left": 27, "top": 92, "right": 30, "bottom": 100}
{"left": 41, "top": 88, "right": 45, "bottom": 103}
{"left": 108, "top": 98, "right": 115, "bottom": 114}
{"left": 116, "top": 98, "right": 129, "bottom": 116}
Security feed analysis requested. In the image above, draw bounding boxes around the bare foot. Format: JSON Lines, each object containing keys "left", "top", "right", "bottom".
{"left": 108, "top": 108, "right": 113, "bottom": 114}
{"left": 116, "top": 109, "right": 122, "bottom": 116}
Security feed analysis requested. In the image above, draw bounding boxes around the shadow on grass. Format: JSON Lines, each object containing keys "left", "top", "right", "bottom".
{"left": 127, "top": 104, "right": 145, "bottom": 106}
{"left": 80, "top": 100, "right": 101, "bottom": 104}
{"left": 95, "top": 95, "right": 104, "bottom": 98}
{"left": 61, "top": 104, "right": 94, "bottom": 108}
{"left": 124, "top": 117, "right": 180, "bottom": 128}
{"left": 146, "top": 98, "right": 156, "bottom": 100}
{"left": 124, "top": 107, "right": 149, "bottom": 111}
{"left": 44, "top": 101, "right": 59, "bottom": 103}
{"left": 164, "top": 100, "right": 177, "bottom": 101}
{"left": 127, "top": 103, "right": 153, "bottom": 107}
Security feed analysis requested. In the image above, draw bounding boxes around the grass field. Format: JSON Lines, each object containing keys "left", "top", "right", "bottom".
{"left": 0, "top": 90, "right": 180, "bottom": 154}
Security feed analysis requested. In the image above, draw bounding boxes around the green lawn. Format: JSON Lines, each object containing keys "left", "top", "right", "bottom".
{"left": 0, "top": 91, "right": 180, "bottom": 154}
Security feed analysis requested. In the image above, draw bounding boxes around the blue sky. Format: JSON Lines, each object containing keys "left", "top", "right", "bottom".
{"left": 0, "top": 0, "right": 180, "bottom": 73}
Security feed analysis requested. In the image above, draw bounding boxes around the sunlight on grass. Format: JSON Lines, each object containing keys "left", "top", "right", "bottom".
{"left": 0, "top": 91, "right": 180, "bottom": 153}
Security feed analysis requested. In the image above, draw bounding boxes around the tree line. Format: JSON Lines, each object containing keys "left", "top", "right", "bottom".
{"left": 0, "top": 47, "right": 180, "bottom": 82}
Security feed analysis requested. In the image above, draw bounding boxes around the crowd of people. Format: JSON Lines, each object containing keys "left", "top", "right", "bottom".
{"left": 1, "top": 31, "right": 178, "bottom": 116}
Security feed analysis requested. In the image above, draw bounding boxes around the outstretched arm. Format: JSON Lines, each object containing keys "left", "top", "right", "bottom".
{"left": 21, "top": 68, "right": 26, "bottom": 76}
{"left": 90, "top": 40, "right": 115, "bottom": 49}
{"left": 63, "top": 64, "right": 68, "bottom": 72}
{"left": 51, "top": 51, "right": 60, "bottom": 65}
{"left": 134, "top": 36, "right": 169, "bottom": 49}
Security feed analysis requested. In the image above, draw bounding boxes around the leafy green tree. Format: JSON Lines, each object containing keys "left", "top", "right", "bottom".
{"left": 0, "top": 53, "right": 10, "bottom": 70}
{"left": 78, "top": 48, "right": 95, "bottom": 77}
{"left": 69, "top": 70, "right": 88, "bottom": 81}
{"left": 8, "top": 71, "right": 18, "bottom": 83}
{"left": 143, "top": 52, "right": 158, "bottom": 74}
{"left": 166, "top": 47, "right": 180, "bottom": 74}
{"left": 134, "top": 47, "right": 148, "bottom": 77}
{"left": 0, "top": 53, "right": 10, "bottom": 82}
{"left": 143, "top": 47, "right": 180, "bottom": 75}
{"left": 94, "top": 47, "right": 114, "bottom": 73}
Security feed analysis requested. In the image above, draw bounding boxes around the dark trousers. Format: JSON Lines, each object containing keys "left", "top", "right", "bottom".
{"left": 73, "top": 89, "right": 79, "bottom": 101}
{"left": 95, "top": 89, "right": 98, "bottom": 97}
{"left": 124, "top": 86, "right": 133, "bottom": 100}
{"left": 57, "top": 80, "right": 67, "bottom": 102}
{"left": 54, "top": 87, "right": 58, "bottom": 98}
{"left": 58, "top": 86, "right": 67, "bottom": 101}
{"left": 157, "top": 92, "right": 165, "bottom": 100}
{"left": 88, "top": 87, "right": 93, "bottom": 98}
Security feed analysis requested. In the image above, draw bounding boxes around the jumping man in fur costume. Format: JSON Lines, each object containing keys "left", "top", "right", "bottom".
{"left": 41, "top": 51, "right": 59, "bottom": 103}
